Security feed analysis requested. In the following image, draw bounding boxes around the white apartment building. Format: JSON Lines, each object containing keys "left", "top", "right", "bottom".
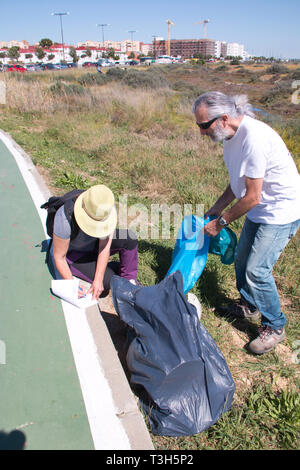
{"left": 226, "top": 42, "right": 245, "bottom": 58}
{"left": 214, "top": 41, "right": 227, "bottom": 58}
{"left": 214, "top": 41, "right": 252, "bottom": 60}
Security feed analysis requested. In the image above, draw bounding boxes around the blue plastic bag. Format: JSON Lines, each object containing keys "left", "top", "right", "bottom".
{"left": 166, "top": 214, "right": 210, "bottom": 294}
{"left": 209, "top": 224, "right": 237, "bottom": 265}
{"left": 167, "top": 215, "right": 237, "bottom": 293}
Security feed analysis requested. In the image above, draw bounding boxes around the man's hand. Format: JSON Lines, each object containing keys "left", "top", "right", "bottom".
{"left": 204, "top": 218, "right": 222, "bottom": 238}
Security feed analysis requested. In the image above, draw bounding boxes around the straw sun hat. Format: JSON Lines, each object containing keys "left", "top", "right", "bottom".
{"left": 74, "top": 184, "right": 117, "bottom": 238}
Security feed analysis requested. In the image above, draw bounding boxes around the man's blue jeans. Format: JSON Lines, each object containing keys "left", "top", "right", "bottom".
{"left": 235, "top": 217, "right": 300, "bottom": 330}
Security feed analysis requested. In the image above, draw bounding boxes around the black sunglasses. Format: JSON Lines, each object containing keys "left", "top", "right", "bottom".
{"left": 196, "top": 115, "right": 222, "bottom": 130}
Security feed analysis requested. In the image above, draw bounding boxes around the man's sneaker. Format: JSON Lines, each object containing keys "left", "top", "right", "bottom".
{"left": 218, "top": 298, "right": 260, "bottom": 321}
{"left": 248, "top": 326, "right": 286, "bottom": 355}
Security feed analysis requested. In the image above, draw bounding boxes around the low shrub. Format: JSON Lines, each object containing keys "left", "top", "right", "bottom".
{"left": 121, "top": 69, "right": 169, "bottom": 89}
{"left": 266, "top": 64, "right": 290, "bottom": 74}
{"left": 290, "top": 68, "right": 300, "bottom": 80}
{"left": 171, "top": 81, "right": 205, "bottom": 101}
{"left": 50, "top": 80, "right": 87, "bottom": 96}
{"left": 215, "top": 64, "right": 229, "bottom": 72}
{"left": 105, "top": 67, "right": 126, "bottom": 80}
{"left": 260, "top": 80, "right": 293, "bottom": 104}
{"left": 77, "top": 72, "right": 108, "bottom": 86}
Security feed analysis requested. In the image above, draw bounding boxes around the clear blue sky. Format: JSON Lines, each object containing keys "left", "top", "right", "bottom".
{"left": 1, "top": 0, "right": 299, "bottom": 58}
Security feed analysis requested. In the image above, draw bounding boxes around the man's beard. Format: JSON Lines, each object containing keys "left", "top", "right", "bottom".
{"left": 210, "top": 121, "right": 232, "bottom": 142}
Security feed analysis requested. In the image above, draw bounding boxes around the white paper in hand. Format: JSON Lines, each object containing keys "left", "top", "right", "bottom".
{"left": 51, "top": 279, "right": 97, "bottom": 309}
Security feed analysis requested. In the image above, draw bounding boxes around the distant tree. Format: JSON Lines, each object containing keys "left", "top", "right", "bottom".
{"left": 193, "top": 53, "right": 204, "bottom": 59}
{"left": 69, "top": 47, "right": 79, "bottom": 63}
{"left": 35, "top": 47, "right": 46, "bottom": 61}
{"left": 39, "top": 38, "right": 53, "bottom": 49}
{"left": 47, "top": 54, "right": 55, "bottom": 61}
{"left": 128, "top": 51, "right": 135, "bottom": 59}
{"left": 85, "top": 48, "right": 92, "bottom": 57}
{"left": 0, "top": 52, "right": 7, "bottom": 59}
{"left": 25, "top": 53, "right": 33, "bottom": 59}
{"left": 8, "top": 46, "right": 20, "bottom": 62}
{"left": 107, "top": 48, "right": 115, "bottom": 58}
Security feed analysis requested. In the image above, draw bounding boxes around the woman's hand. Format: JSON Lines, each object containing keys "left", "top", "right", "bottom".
{"left": 88, "top": 279, "right": 104, "bottom": 299}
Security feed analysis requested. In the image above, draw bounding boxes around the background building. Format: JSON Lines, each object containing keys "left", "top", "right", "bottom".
{"left": 152, "top": 38, "right": 216, "bottom": 58}
{"left": 0, "top": 40, "right": 30, "bottom": 49}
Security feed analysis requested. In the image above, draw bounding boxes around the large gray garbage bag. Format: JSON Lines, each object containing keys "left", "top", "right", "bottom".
{"left": 111, "top": 271, "right": 235, "bottom": 436}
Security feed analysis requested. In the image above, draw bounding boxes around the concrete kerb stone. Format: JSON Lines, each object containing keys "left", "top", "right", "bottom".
{"left": 86, "top": 302, "right": 154, "bottom": 450}
{"left": 0, "top": 129, "right": 154, "bottom": 450}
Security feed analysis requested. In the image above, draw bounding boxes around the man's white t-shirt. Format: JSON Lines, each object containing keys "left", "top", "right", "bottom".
{"left": 223, "top": 115, "right": 300, "bottom": 224}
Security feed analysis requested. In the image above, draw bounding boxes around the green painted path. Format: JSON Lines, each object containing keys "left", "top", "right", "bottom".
{"left": 0, "top": 138, "right": 94, "bottom": 450}
{"left": 0, "top": 131, "right": 155, "bottom": 451}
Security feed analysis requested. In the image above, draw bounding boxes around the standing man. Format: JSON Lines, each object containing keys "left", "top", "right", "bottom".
{"left": 193, "top": 91, "right": 300, "bottom": 354}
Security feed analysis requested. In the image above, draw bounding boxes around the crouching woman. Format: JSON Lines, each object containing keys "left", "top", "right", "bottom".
{"left": 52, "top": 184, "right": 138, "bottom": 299}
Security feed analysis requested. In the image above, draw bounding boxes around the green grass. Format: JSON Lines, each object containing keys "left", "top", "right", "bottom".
{"left": 0, "top": 65, "right": 299, "bottom": 450}
{"left": 152, "top": 385, "right": 300, "bottom": 450}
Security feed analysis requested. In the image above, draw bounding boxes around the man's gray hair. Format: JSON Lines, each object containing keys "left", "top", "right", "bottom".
{"left": 192, "top": 91, "right": 255, "bottom": 119}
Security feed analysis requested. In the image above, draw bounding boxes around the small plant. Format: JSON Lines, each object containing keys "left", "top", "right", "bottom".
{"left": 252, "top": 386, "right": 300, "bottom": 449}
{"left": 54, "top": 171, "right": 90, "bottom": 190}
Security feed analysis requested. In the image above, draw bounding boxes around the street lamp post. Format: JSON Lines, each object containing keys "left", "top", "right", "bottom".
{"left": 51, "top": 12, "right": 69, "bottom": 62}
{"left": 96, "top": 24, "right": 110, "bottom": 52}
{"left": 127, "top": 30, "right": 137, "bottom": 54}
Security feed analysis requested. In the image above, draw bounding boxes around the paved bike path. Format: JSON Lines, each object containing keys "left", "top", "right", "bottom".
{"left": 0, "top": 136, "right": 96, "bottom": 449}
{"left": 0, "top": 131, "right": 153, "bottom": 450}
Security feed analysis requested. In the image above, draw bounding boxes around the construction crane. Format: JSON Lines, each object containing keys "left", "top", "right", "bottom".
{"left": 166, "top": 19, "right": 175, "bottom": 56}
{"left": 195, "top": 19, "right": 210, "bottom": 39}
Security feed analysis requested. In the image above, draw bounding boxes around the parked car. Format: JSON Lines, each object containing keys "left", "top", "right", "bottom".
{"left": 82, "top": 61, "right": 96, "bottom": 67}
{"left": 25, "top": 64, "right": 36, "bottom": 72}
{"left": 41, "top": 63, "right": 57, "bottom": 70}
{"left": 59, "top": 63, "right": 69, "bottom": 69}
{"left": 4, "top": 64, "right": 27, "bottom": 73}
{"left": 129, "top": 60, "right": 139, "bottom": 66}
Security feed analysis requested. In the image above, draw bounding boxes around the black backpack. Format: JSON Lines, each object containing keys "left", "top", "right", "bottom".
{"left": 40, "top": 189, "right": 84, "bottom": 262}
